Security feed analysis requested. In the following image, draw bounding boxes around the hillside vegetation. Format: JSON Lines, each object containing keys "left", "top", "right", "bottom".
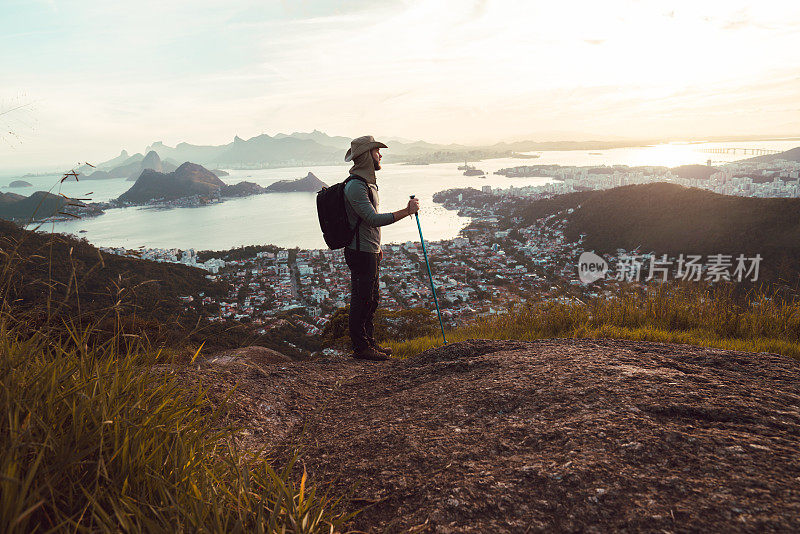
{"left": 516, "top": 182, "right": 800, "bottom": 284}
{"left": 0, "top": 219, "right": 224, "bottom": 325}
{"left": 0, "top": 320, "right": 352, "bottom": 533}
{"left": 390, "top": 281, "right": 800, "bottom": 361}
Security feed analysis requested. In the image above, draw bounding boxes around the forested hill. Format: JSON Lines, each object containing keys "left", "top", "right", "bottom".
{"left": 0, "top": 219, "right": 226, "bottom": 329}
{"left": 515, "top": 182, "right": 800, "bottom": 284}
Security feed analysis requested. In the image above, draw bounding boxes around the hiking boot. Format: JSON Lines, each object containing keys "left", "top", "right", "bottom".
{"left": 352, "top": 346, "right": 389, "bottom": 361}
{"left": 370, "top": 341, "right": 393, "bottom": 356}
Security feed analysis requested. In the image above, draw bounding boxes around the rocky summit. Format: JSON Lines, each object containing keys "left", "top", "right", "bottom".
{"left": 189, "top": 338, "right": 800, "bottom": 533}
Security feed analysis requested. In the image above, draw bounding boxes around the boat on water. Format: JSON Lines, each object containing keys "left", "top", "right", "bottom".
{"left": 458, "top": 160, "right": 485, "bottom": 175}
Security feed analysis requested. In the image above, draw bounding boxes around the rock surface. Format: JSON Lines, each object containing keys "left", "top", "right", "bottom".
{"left": 191, "top": 338, "right": 800, "bottom": 532}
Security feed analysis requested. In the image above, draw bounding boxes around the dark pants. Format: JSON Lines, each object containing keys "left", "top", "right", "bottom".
{"left": 344, "top": 248, "right": 380, "bottom": 352}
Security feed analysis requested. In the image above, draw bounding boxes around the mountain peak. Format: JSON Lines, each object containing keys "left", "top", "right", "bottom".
{"left": 118, "top": 162, "right": 225, "bottom": 204}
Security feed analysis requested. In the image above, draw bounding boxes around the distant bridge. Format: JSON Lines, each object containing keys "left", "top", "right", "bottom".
{"left": 700, "top": 147, "right": 781, "bottom": 156}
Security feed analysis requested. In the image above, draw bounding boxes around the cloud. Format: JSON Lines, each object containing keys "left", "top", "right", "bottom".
{"left": 3, "top": 0, "right": 800, "bottom": 167}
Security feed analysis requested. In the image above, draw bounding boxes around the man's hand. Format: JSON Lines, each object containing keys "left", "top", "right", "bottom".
{"left": 392, "top": 197, "right": 421, "bottom": 222}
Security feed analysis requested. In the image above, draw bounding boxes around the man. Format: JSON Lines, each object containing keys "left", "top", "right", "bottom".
{"left": 343, "top": 135, "right": 420, "bottom": 361}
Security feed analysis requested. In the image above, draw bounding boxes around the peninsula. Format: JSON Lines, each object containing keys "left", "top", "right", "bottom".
{"left": 116, "top": 162, "right": 268, "bottom": 206}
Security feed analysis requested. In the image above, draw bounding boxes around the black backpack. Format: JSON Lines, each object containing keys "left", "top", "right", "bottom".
{"left": 316, "top": 175, "right": 374, "bottom": 250}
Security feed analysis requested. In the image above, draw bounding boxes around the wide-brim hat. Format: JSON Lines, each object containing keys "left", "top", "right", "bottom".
{"left": 344, "top": 135, "right": 388, "bottom": 162}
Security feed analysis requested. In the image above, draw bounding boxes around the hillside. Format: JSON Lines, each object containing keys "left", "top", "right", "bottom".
{"left": 746, "top": 146, "right": 800, "bottom": 163}
{"left": 0, "top": 190, "right": 102, "bottom": 221}
{"left": 0, "top": 192, "right": 26, "bottom": 204}
{"left": 0, "top": 221, "right": 318, "bottom": 355}
{"left": 117, "top": 162, "right": 226, "bottom": 203}
{"left": 516, "top": 182, "right": 800, "bottom": 284}
{"left": 0, "top": 219, "right": 226, "bottom": 324}
{"left": 192, "top": 338, "right": 800, "bottom": 532}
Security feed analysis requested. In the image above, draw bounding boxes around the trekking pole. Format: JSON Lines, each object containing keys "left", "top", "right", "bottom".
{"left": 410, "top": 195, "right": 447, "bottom": 344}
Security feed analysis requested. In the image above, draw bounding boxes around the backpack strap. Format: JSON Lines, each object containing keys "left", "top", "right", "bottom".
{"left": 344, "top": 175, "right": 375, "bottom": 252}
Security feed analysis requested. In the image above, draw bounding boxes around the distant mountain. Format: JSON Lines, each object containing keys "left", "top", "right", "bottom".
{"left": 272, "top": 129, "right": 351, "bottom": 150}
{"left": 746, "top": 146, "right": 800, "bottom": 163}
{"left": 0, "top": 191, "right": 102, "bottom": 221}
{"left": 264, "top": 172, "right": 328, "bottom": 192}
{"left": 76, "top": 149, "right": 130, "bottom": 175}
{"left": 210, "top": 169, "right": 229, "bottom": 177}
{"left": 146, "top": 141, "right": 225, "bottom": 165}
{"left": 143, "top": 132, "right": 508, "bottom": 167}
{"left": 516, "top": 182, "right": 800, "bottom": 284}
{"left": 9, "top": 180, "right": 32, "bottom": 188}
{"left": 100, "top": 152, "right": 144, "bottom": 177}
{"left": 78, "top": 150, "right": 177, "bottom": 181}
{"left": 118, "top": 162, "right": 225, "bottom": 204}
{"left": 102, "top": 149, "right": 131, "bottom": 167}
{"left": 214, "top": 135, "right": 341, "bottom": 167}
{"left": 123, "top": 151, "right": 178, "bottom": 181}
{"left": 79, "top": 131, "right": 659, "bottom": 171}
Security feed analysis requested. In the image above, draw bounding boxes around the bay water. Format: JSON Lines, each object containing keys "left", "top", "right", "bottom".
{"left": 3, "top": 139, "right": 798, "bottom": 251}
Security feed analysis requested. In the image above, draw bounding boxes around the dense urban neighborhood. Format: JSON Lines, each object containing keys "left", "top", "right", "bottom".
{"left": 492, "top": 157, "right": 800, "bottom": 197}
{"left": 95, "top": 155, "right": 799, "bottom": 338}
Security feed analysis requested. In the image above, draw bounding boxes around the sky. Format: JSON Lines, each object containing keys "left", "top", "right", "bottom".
{"left": 2, "top": 0, "right": 800, "bottom": 169}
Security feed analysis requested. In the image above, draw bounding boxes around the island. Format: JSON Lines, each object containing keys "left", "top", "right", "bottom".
{"left": 218, "top": 181, "right": 267, "bottom": 197}
{"left": 264, "top": 172, "right": 328, "bottom": 192}
{"left": 9, "top": 180, "right": 32, "bottom": 188}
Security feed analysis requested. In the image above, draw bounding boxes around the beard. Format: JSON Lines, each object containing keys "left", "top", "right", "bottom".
{"left": 373, "top": 157, "right": 381, "bottom": 171}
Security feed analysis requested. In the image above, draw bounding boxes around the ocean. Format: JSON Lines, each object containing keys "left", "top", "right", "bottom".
{"left": 3, "top": 139, "right": 798, "bottom": 251}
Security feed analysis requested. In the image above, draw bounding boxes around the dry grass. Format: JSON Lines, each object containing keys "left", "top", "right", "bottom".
{"left": 389, "top": 282, "right": 800, "bottom": 360}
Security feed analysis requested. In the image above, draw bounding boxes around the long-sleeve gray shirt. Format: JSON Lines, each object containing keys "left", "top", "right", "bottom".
{"left": 344, "top": 177, "right": 395, "bottom": 253}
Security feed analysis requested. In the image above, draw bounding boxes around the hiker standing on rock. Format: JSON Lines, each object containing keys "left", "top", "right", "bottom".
{"left": 343, "top": 135, "right": 419, "bottom": 361}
